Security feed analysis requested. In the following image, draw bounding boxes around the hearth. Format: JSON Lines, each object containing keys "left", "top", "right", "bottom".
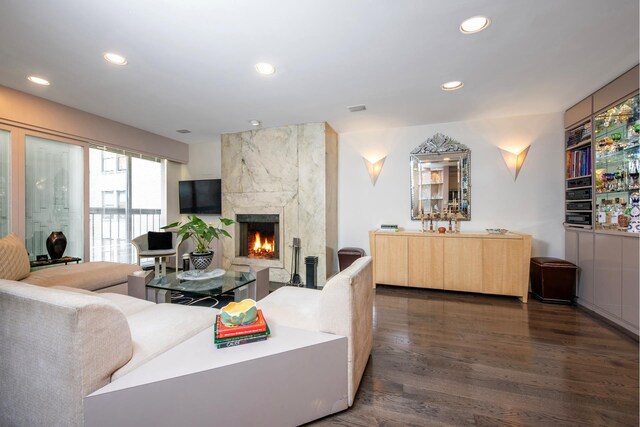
{"left": 237, "top": 214, "right": 279, "bottom": 260}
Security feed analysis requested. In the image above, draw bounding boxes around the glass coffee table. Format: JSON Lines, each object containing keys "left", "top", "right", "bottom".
{"left": 144, "top": 270, "right": 256, "bottom": 305}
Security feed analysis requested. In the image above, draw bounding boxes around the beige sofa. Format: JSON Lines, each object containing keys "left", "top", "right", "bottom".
{"left": 0, "top": 233, "right": 141, "bottom": 293}
{"left": 258, "top": 255, "right": 374, "bottom": 406}
{"left": 0, "top": 280, "right": 216, "bottom": 427}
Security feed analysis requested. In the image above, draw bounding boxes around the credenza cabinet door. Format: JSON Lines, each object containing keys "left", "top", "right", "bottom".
{"left": 408, "top": 236, "right": 444, "bottom": 289}
{"left": 482, "top": 239, "right": 523, "bottom": 296}
{"left": 375, "top": 235, "right": 408, "bottom": 286}
{"left": 443, "top": 238, "right": 483, "bottom": 292}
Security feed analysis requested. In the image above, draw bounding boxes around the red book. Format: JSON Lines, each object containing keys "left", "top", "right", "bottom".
{"left": 215, "top": 309, "right": 267, "bottom": 339}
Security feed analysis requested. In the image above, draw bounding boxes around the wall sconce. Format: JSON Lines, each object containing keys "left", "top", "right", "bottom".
{"left": 363, "top": 156, "right": 386, "bottom": 185}
{"left": 499, "top": 145, "right": 530, "bottom": 181}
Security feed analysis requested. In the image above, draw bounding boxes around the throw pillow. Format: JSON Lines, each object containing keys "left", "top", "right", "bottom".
{"left": 0, "top": 233, "right": 31, "bottom": 281}
{"left": 148, "top": 231, "right": 173, "bottom": 250}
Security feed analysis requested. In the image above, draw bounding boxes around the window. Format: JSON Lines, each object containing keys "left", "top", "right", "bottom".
{"left": 102, "top": 153, "right": 116, "bottom": 173}
{"left": 102, "top": 191, "right": 115, "bottom": 207}
{"left": 89, "top": 146, "right": 163, "bottom": 263}
{"left": 0, "top": 130, "right": 10, "bottom": 236}
{"left": 25, "top": 136, "right": 83, "bottom": 258}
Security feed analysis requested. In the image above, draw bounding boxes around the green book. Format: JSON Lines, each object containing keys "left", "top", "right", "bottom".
{"left": 216, "top": 335, "right": 269, "bottom": 349}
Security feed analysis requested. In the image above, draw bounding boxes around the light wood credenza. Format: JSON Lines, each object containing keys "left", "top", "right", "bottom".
{"left": 369, "top": 230, "right": 532, "bottom": 302}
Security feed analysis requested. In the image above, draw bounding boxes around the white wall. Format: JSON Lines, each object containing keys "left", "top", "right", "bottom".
{"left": 338, "top": 112, "right": 565, "bottom": 258}
{"left": 179, "top": 138, "right": 223, "bottom": 224}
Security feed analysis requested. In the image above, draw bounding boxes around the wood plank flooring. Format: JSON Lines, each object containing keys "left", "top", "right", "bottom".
{"left": 310, "top": 286, "right": 639, "bottom": 427}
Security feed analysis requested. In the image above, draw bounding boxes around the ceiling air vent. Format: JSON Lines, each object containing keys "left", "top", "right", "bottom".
{"left": 347, "top": 104, "right": 366, "bottom": 112}
{"left": 176, "top": 129, "right": 191, "bottom": 134}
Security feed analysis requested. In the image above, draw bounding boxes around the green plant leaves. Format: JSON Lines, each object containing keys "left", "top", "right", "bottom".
{"left": 165, "top": 215, "right": 235, "bottom": 253}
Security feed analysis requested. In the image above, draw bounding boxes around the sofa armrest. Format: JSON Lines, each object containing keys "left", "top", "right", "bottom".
{"left": 319, "top": 256, "right": 374, "bottom": 406}
{"left": 0, "top": 280, "right": 133, "bottom": 427}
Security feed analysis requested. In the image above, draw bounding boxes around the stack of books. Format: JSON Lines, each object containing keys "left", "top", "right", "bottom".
{"left": 214, "top": 309, "right": 270, "bottom": 349}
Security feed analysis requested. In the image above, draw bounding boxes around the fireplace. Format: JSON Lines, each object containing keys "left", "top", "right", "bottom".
{"left": 237, "top": 214, "right": 279, "bottom": 260}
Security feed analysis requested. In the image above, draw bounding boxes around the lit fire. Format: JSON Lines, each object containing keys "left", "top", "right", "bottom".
{"left": 251, "top": 232, "right": 274, "bottom": 255}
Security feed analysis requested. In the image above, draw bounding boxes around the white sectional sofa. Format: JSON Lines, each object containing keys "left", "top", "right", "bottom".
{"left": 0, "top": 280, "right": 216, "bottom": 427}
{"left": 0, "top": 229, "right": 374, "bottom": 426}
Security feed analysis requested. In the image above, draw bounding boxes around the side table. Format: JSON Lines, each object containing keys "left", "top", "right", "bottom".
{"left": 30, "top": 257, "right": 81, "bottom": 269}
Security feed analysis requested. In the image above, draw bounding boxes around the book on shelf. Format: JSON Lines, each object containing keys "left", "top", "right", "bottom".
{"left": 215, "top": 309, "right": 267, "bottom": 339}
{"left": 566, "top": 146, "right": 591, "bottom": 179}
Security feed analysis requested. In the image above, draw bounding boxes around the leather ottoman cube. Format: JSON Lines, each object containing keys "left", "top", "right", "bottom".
{"left": 337, "top": 247, "right": 365, "bottom": 272}
{"left": 530, "top": 257, "right": 578, "bottom": 304}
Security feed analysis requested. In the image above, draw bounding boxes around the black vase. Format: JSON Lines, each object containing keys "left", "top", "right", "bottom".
{"left": 46, "top": 231, "right": 67, "bottom": 259}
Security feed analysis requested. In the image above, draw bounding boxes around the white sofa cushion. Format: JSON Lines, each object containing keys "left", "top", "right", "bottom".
{"left": 112, "top": 303, "right": 216, "bottom": 380}
{"left": 0, "top": 280, "right": 133, "bottom": 427}
{"left": 54, "top": 285, "right": 155, "bottom": 317}
{"left": 257, "top": 286, "right": 322, "bottom": 331}
{"left": 22, "top": 261, "right": 141, "bottom": 291}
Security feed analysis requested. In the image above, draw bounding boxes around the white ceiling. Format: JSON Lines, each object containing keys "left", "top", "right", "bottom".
{"left": 0, "top": 0, "right": 638, "bottom": 144}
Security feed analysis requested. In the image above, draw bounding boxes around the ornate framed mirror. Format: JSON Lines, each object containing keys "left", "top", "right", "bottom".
{"left": 410, "top": 133, "right": 471, "bottom": 220}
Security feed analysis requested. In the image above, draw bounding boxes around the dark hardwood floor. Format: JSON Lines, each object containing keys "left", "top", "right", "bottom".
{"left": 311, "top": 286, "right": 639, "bottom": 427}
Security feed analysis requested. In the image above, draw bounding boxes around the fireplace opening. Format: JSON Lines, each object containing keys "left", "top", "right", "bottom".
{"left": 237, "top": 214, "right": 279, "bottom": 260}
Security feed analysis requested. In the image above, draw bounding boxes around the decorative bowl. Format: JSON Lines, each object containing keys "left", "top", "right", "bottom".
{"left": 220, "top": 299, "right": 258, "bottom": 326}
{"left": 486, "top": 229, "right": 508, "bottom": 235}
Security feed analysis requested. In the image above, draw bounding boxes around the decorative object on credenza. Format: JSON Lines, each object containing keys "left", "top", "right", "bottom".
{"left": 46, "top": 231, "right": 67, "bottom": 259}
{"left": 163, "top": 215, "right": 234, "bottom": 271}
{"left": 455, "top": 212, "right": 464, "bottom": 233}
{"left": 36, "top": 254, "right": 48, "bottom": 261}
{"left": 437, "top": 226, "right": 446, "bottom": 234}
{"left": 499, "top": 145, "right": 530, "bottom": 181}
{"left": 486, "top": 229, "right": 509, "bottom": 235}
{"left": 220, "top": 298, "right": 258, "bottom": 326}
{"left": 363, "top": 156, "right": 386, "bottom": 186}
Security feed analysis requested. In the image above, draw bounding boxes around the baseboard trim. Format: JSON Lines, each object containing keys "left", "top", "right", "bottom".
{"left": 576, "top": 300, "right": 639, "bottom": 341}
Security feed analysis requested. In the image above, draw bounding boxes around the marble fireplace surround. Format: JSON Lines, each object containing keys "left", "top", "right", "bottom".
{"left": 221, "top": 123, "right": 338, "bottom": 286}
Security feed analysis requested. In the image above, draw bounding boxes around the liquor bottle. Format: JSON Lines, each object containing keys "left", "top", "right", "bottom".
{"left": 611, "top": 199, "right": 619, "bottom": 225}
{"left": 596, "top": 204, "right": 603, "bottom": 225}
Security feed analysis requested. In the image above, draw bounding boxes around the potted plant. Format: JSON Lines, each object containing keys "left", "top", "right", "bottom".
{"left": 162, "top": 215, "right": 234, "bottom": 271}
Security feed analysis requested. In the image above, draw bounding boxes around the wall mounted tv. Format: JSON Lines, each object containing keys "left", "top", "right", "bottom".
{"left": 179, "top": 179, "right": 222, "bottom": 215}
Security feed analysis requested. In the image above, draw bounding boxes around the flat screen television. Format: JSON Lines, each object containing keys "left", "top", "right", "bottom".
{"left": 179, "top": 179, "right": 222, "bottom": 214}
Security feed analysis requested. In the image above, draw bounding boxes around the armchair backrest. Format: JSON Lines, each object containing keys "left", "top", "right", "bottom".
{"left": 0, "top": 281, "right": 133, "bottom": 427}
{"left": 319, "top": 256, "right": 373, "bottom": 405}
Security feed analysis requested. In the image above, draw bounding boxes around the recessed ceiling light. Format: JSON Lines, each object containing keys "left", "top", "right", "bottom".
{"left": 255, "top": 63, "right": 275, "bottom": 75}
{"left": 104, "top": 52, "right": 128, "bottom": 65}
{"left": 443, "top": 157, "right": 451, "bottom": 161}
{"left": 441, "top": 81, "right": 464, "bottom": 91}
{"left": 249, "top": 120, "right": 261, "bottom": 126}
{"left": 460, "top": 16, "right": 491, "bottom": 34}
{"left": 27, "top": 76, "right": 50, "bottom": 86}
